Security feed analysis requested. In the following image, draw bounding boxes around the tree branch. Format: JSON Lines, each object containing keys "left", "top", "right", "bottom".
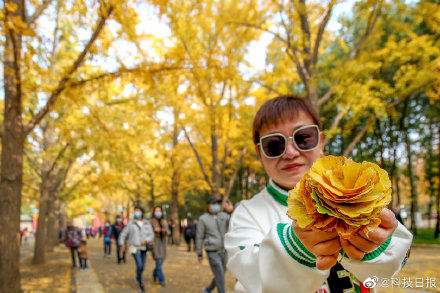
{"left": 24, "top": 4, "right": 115, "bottom": 135}
{"left": 297, "top": 0, "right": 312, "bottom": 70}
{"left": 47, "top": 143, "right": 69, "bottom": 176}
{"left": 26, "top": 0, "right": 52, "bottom": 26}
{"left": 348, "top": 0, "right": 382, "bottom": 60}
{"left": 183, "top": 127, "right": 213, "bottom": 190}
{"left": 342, "top": 80, "right": 432, "bottom": 156}
{"left": 312, "top": 0, "right": 336, "bottom": 66}
{"left": 24, "top": 151, "right": 42, "bottom": 178}
{"left": 323, "top": 109, "right": 346, "bottom": 147}
{"left": 225, "top": 148, "right": 247, "bottom": 199}
{"left": 245, "top": 79, "right": 284, "bottom": 96}
{"left": 227, "top": 21, "right": 288, "bottom": 46}
{"left": 317, "top": 87, "right": 333, "bottom": 108}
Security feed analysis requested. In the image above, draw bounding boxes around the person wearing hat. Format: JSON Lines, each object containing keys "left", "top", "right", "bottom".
{"left": 119, "top": 206, "right": 154, "bottom": 292}
{"left": 111, "top": 214, "right": 126, "bottom": 264}
{"left": 196, "top": 196, "right": 234, "bottom": 293}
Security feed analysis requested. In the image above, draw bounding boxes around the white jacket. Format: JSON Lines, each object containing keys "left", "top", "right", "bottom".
{"left": 225, "top": 179, "right": 413, "bottom": 293}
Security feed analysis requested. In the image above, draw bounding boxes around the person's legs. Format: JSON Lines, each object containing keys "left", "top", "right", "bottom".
{"left": 192, "top": 236, "right": 196, "bottom": 251}
{"left": 76, "top": 248, "right": 81, "bottom": 267}
{"left": 116, "top": 243, "right": 121, "bottom": 263}
{"left": 207, "top": 252, "right": 226, "bottom": 293}
{"left": 155, "top": 258, "right": 165, "bottom": 285}
{"left": 122, "top": 246, "right": 126, "bottom": 263}
{"left": 184, "top": 236, "right": 190, "bottom": 251}
{"left": 70, "top": 247, "right": 77, "bottom": 267}
{"left": 132, "top": 252, "right": 144, "bottom": 287}
{"left": 108, "top": 242, "right": 112, "bottom": 256}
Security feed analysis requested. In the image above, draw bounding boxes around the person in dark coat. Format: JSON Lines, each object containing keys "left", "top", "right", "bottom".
{"left": 184, "top": 217, "right": 197, "bottom": 252}
{"left": 111, "top": 214, "right": 126, "bottom": 263}
{"left": 151, "top": 206, "right": 168, "bottom": 287}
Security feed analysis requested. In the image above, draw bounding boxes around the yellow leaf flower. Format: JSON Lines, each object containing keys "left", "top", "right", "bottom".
{"left": 287, "top": 155, "right": 392, "bottom": 239}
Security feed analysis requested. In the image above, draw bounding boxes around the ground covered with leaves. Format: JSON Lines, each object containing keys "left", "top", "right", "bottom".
{"left": 19, "top": 238, "right": 440, "bottom": 292}
{"left": 88, "top": 238, "right": 235, "bottom": 292}
{"left": 20, "top": 245, "right": 71, "bottom": 293}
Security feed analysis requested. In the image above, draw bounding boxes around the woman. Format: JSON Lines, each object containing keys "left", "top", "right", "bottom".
{"left": 119, "top": 206, "right": 154, "bottom": 292}
{"left": 224, "top": 95, "right": 413, "bottom": 292}
{"left": 151, "top": 206, "right": 168, "bottom": 287}
{"left": 61, "top": 221, "right": 82, "bottom": 268}
{"left": 103, "top": 221, "right": 112, "bottom": 257}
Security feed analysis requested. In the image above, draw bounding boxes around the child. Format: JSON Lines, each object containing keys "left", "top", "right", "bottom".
{"left": 78, "top": 240, "right": 88, "bottom": 271}
{"left": 224, "top": 95, "right": 413, "bottom": 292}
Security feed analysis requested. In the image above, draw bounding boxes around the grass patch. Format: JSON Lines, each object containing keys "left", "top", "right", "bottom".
{"left": 411, "top": 228, "right": 440, "bottom": 245}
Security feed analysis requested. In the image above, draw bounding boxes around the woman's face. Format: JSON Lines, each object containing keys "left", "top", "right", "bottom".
{"left": 257, "top": 111, "right": 323, "bottom": 190}
{"left": 154, "top": 207, "right": 162, "bottom": 214}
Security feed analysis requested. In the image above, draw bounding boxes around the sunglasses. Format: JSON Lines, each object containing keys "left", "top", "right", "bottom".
{"left": 258, "top": 125, "right": 321, "bottom": 158}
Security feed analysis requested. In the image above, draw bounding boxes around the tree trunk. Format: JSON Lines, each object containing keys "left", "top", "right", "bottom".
{"left": 0, "top": 0, "right": 25, "bottom": 291}
{"left": 45, "top": 195, "right": 57, "bottom": 252}
{"left": 170, "top": 117, "right": 180, "bottom": 245}
{"left": 435, "top": 125, "right": 440, "bottom": 239}
{"left": 33, "top": 169, "right": 51, "bottom": 264}
{"left": 170, "top": 175, "right": 180, "bottom": 245}
{"left": 211, "top": 121, "right": 221, "bottom": 199}
{"left": 405, "top": 125, "right": 418, "bottom": 235}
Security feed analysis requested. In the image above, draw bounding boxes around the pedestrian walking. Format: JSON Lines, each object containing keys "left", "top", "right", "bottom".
{"left": 196, "top": 196, "right": 234, "bottom": 293}
{"left": 184, "top": 218, "right": 196, "bottom": 252}
{"left": 167, "top": 219, "right": 174, "bottom": 245}
{"left": 61, "top": 221, "right": 82, "bottom": 268}
{"left": 103, "top": 221, "right": 112, "bottom": 257}
{"left": 111, "top": 214, "right": 126, "bottom": 263}
{"left": 78, "top": 240, "right": 88, "bottom": 271}
{"left": 98, "top": 226, "right": 103, "bottom": 238}
{"left": 22, "top": 228, "right": 30, "bottom": 245}
{"left": 224, "top": 95, "right": 413, "bottom": 292}
{"left": 119, "top": 206, "right": 154, "bottom": 292}
{"left": 151, "top": 206, "right": 167, "bottom": 287}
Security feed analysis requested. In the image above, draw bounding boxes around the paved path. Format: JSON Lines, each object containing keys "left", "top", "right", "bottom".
{"left": 80, "top": 238, "right": 235, "bottom": 293}
{"left": 76, "top": 259, "right": 105, "bottom": 293}
{"left": 73, "top": 238, "right": 440, "bottom": 293}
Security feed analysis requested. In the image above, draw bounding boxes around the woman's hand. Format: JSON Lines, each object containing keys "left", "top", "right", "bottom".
{"left": 340, "top": 208, "right": 398, "bottom": 261}
{"left": 292, "top": 222, "right": 341, "bottom": 270}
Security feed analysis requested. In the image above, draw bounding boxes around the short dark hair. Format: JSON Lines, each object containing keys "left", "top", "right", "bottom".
{"left": 252, "top": 95, "right": 321, "bottom": 145}
{"left": 134, "top": 206, "right": 144, "bottom": 215}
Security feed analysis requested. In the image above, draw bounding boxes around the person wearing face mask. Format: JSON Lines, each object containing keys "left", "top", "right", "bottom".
{"left": 119, "top": 206, "right": 154, "bottom": 292}
{"left": 224, "top": 96, "right": 413, "bottom": 293}
{"left": 150, "top": 206, "right": 168, "bottom": 287}
{"left": 103, "top": 221, "right": 112, "bottom": 258}
{"left": 196, "top": 196, "right": 234, "bottom": 293}
{"left": 111, "top": 215, "right": 126, "bottom": 264}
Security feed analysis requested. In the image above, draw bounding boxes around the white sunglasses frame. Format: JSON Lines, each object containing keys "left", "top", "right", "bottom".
{"left": 258, "top": 125, "right": 321, "bottom": 159}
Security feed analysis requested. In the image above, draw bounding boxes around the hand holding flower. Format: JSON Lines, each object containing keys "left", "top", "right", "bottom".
{"left": 292, "top": 221, "right": 341, "bottom": 270}
{"left": 340, "top": 208, "right": 398, "bottom": 261}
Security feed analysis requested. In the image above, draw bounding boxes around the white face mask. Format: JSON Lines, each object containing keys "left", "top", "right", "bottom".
{"left": 210, "top": 204, "right": 221, "bottom": 213}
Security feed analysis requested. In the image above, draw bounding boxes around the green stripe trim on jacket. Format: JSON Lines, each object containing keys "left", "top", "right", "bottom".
{"left": 362, "top": 236, "right": 392, "bottom": 261}
{"left": 288, "top": 225, "right": 316, "bottom": 261}
{"left": 277, "top": 223, "right": 316, "bottom": 268}
{"left": 266, "top": 185, "right": 288, "bottom": 206}
{"left": 340, "top": 235, "right": 392, "bottom": 261}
